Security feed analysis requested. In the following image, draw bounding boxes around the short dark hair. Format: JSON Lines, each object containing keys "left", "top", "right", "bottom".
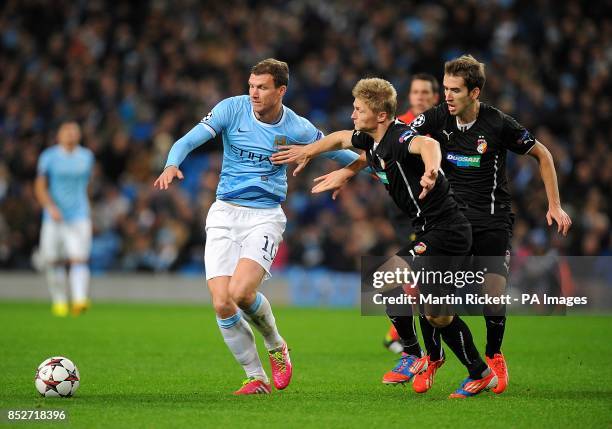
{"left": 410, "top": 73, "right": 439, "bottom": 94}
{"left": 251, "top": 58, "right": 289, "bottom": 88}
{"left": 57, "top": 119, "right": 80, "bottom": 131}
{"left": 444, "top": 55, "right": 486, "bottom": 92}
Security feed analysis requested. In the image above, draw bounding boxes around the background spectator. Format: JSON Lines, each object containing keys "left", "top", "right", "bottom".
{"left": 0, "top": 0, "right": 609, "bottom": 273}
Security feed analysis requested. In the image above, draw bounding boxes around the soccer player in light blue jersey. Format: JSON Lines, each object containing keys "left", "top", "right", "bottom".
{"left": 154, "top": 58, "right": 361, "bottom": 395}
{"left": 34, "top": 121, "right": 94, "bottom": 317}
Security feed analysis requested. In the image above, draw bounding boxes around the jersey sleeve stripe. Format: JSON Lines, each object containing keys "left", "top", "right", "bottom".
{"left": 490, "top": 154, "right": 499, "bottom": 215}
{"left": 199, "top": 122, "right": 217, "bottom": 138}
{"left": 395, "top": 161, "right": 422, "bottom": 219}
{"left": 523, "top": 143, "right": 536, "bottom": 155}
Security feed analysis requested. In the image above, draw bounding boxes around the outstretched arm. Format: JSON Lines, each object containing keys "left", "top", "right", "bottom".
{"left": 270, "top": 130, "right": 354, "bottom": 175}
{"left": 154, "top": 125, "right": 213, "bottom": 190}
{"left": 311, "top": 152, "right": 368, "bottom": 200}
{"left": 526, "top": 141, "right": 572, "bottom": 235}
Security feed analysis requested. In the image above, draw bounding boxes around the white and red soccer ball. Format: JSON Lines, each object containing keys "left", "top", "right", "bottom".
{"left": 34, "top": 357, "right": 80, "bottom": 397}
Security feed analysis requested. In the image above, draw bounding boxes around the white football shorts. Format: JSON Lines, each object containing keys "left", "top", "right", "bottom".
{"left": 204, "top": 200, "right": 286, "bottom": 281}
{"left": 40, "top": 218, "right": 92, "bottom": 264}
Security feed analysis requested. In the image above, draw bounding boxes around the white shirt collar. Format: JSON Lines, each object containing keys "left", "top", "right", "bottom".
{"left": 456, "top": 116, "right": 476, "bottom": 132}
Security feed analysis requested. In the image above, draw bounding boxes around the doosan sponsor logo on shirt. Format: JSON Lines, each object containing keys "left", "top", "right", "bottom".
{"left": 446, "top": 153, "right": 481, "bottom": 167}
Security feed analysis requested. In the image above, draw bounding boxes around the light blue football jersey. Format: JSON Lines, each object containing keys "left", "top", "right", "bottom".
{"left": 37, "top": 145, "right": 94, "bottom": 222}
{"left": 166, "top": 95, "right": 359, "bottom": 208}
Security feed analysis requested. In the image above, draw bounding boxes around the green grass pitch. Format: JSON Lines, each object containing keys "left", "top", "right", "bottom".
{"left": 0, "top": 302, "right": 610, "bottom": 428}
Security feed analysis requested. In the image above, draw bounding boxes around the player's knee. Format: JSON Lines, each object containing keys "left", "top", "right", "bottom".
{"left": 426, "top": 315, "right": 453, "bottom": 328}
{"left": 483, "top": 273, "right": 506, "bottom": 297}
{"left": 484, "top": 304, "right": 505, "bottom": 317}
{"left": 209, "top": 289, "right": 234, "bottom": 317}
{"left": 211, "top": 297, "right": 234, "bottom": 318}
{"left": 229, "top": 285, "right": 257, "bottom": 309}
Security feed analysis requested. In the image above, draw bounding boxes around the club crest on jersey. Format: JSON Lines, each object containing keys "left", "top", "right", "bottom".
{"left": 477, "top": 136, "right": 488, "bottom": 154}
{"left": 411, "top": 114, "right": 425, "bottom": 127}
{"left": 504, "top": 249, "right": 511, "bottom": 272}
{"left": 274, "top": 135, "right": 287, "bottom": 146}
{"left": 414, "top": 242, "right": 427, "bottom": 254}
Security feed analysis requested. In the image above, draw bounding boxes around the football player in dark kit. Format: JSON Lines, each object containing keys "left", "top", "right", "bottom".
{"left": 384, "top": 73, "right": 441, "bottom": 354}
{"left": 408, "top": 55, "right": 572, "bottom": 394}
{"left": 272, "top": 77, "right": 498, "bottom": 398}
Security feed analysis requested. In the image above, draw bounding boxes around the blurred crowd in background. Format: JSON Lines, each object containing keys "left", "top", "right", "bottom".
{"left": 0, "top": 0, "right": 610, "bottom": 273}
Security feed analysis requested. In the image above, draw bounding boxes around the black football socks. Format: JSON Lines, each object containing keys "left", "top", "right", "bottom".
{"left": 419, "top": 315, "right": 444, "bottom": 361}
{"left": 439, "top": 315, "right": 488, "bottom": 379}
{"left": 388, "top": 314, "right": 423, "bottom": 357}
{"left": 484, "top": 315, "right": 506, "bottom": 358}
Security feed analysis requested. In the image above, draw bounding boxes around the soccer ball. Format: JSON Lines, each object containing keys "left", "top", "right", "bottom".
{"left": 34, "top": 357, "right": 80, "bottom": 397}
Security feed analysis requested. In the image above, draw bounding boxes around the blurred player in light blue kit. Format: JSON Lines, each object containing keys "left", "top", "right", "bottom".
{"left": 154, "top": 59, "right": 360, "bottom": 395}
{"left": 35, "top": 121, "right": 94, "bottom": 317}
